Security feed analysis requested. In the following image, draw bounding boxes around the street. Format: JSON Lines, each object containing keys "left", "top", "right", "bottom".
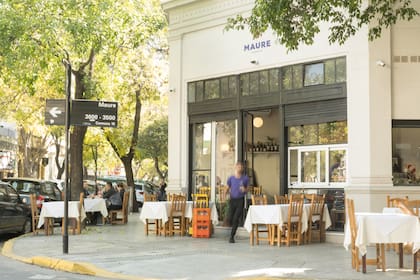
{"left": 0, "top": 234, "right": 109, "bottom": 280}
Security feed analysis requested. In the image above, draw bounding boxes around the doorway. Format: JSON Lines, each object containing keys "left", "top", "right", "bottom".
{"left": 243, "top": 108, "right": 280, "bottom": 201}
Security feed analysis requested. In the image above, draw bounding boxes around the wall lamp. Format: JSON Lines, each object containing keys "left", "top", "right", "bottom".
{"left": 376, "top": 60, "right": 386, "bottom": 67}
{"left": 250, "top": 60, "right": 259, "bottom": 65}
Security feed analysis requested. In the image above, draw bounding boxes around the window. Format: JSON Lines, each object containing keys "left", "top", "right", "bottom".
{"left": 269, "top": 69, "right": 279, "bottom": 92}
{"left": 288, "top": 121, "right": 348, "bottom": 186}
{"left": 249, "top": 72, "right": 259, "bottom": 95}
{"left": 188, "top": 83, "right": 195, "bottom": 103}
{"left": 240, "top": 74, "right": 250, "bottom": 96}
{"left": 304, "top": 63, "right": 324, "bottom": 86}
{"left": 392, "top": 122, "right": 420, "bottom": 186}
{"left": 289, "top": 145, "right": 347, "bottom": 186}
{"left": 204, "top": 79, "right": 220, "bottom": 100}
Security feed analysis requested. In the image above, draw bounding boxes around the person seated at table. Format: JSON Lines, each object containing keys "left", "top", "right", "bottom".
{"left": 83, "top": 181, "right": 93, "bottom": 198}
{"left": 103, "top": 182, "right": 122, "bottom": 211}
{"left": 117, "top": 182, "right": 125, "bottom": 201}
{"left": 158, "top": 179, "right": 167, "bottom": 201}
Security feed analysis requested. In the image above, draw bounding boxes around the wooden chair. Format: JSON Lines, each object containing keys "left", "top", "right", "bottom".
{"left": 387, "top": 195, "right": 408, "bottom": 207}
{"left": 62, "top": 192, "right": 84, "bottom": 235}
{"left": 217, "top": 185, "right": 229, "bottom": 221}
{"left": 397, "top": 200, "right": 420, "bottom": 266}
{"left": 29, "top": 193, "right": 44, "bottom": 235}
{"left": 167, "top": 194, "right": 187, "bottom": 236}
{"left": 198, "top": 186, "right": 210, "bottom": 199}
{"left": 144, "top": 193, "right": 158, "bottom": 235}
{"left": 192, "top": 193, "right": 209, "bottom": 208}
{"left": 346, "top": 198, "right": 385, "bottom": 272}
{"left": 251, "top": 186, "right": 262, "bottom": 196}
{"left": 405, "top": 199, "right": 420, "bottom": 216}
{"left": 274, "top": 194, "right": 288, "bottom": 204}
{"left": 278, "top": 194, "right": 304, "bottom": 246}
{"left": 251, "top": 194, "right": 270, "bottom": 245}
{"left": 305, "top": 194, "right": 326, "bottom": 243}
{"left": 110, "top": 191, "right": 129, "bottom": 225}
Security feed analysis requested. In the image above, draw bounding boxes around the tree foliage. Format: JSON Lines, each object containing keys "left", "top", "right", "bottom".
{"left": 226, "top": 0, "right": 419, "bottom": 51}
{"left": 138, "top": 117, "right": 168, "bottom": 180}
{"left": 0, "top": 0, "right": 167, "bottom": 199}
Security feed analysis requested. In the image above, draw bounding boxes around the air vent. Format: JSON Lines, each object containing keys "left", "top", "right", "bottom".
{"left": 410, "top": 56, "right": 418, "bottom": 63}
{"left": 401, "top": 56, "right": 408, "bottom": 63}
{"left": 393, "top": 56, "right": 400, "bottom": 63}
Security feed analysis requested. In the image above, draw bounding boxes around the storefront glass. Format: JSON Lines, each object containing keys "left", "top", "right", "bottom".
{"left": 192, "top": 123, "right": 212, "bottom": 193}
{"left": 392, "top": 126, "right": 420, "bottom": 185}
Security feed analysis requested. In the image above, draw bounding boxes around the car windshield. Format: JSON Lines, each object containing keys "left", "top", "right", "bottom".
{"left": 11, "top": 181, "right": 36, "bottom": 194}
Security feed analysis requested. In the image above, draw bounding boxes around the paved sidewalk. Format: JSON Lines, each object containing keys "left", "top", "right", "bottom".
{"left": 2, "top": 212, "right": 419, "bottom": 280}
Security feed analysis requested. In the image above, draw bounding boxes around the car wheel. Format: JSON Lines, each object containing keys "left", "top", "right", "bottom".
{"left": 21, "top": 218, "right": 31, "bottom": 234}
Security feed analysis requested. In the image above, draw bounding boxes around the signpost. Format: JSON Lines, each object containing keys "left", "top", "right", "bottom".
{"left": 45, "top": 99, "right": 66, "bottom": 125}
{"left": 45, "top": 100, "right": 118, "bottom": 128}
{"left": 46, "top": 69, "right": 118, "bottom": 254}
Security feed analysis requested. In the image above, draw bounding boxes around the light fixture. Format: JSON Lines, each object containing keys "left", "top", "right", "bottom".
{"left": 250, "top": 60, "right": 259, "bottom": 65}
{"left": 253, "top": 117, "right": 263, "bottom": 128}
{"left": 376, "top": 60, "right": 386, "bottom": 67}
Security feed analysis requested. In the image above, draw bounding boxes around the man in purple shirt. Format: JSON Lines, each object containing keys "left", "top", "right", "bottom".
{"left": 227, "top": 161, "right": 249, "bottom": 243}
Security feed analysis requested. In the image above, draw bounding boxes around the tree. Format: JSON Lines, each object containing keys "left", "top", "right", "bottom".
{"left": 0, "top": 0, "right": 166, "bottom": 199}
{"left": 226, "top": 0, "right": 419, "bottom": 51}
{"left": 138, "top": 118, "right": 168, "bottom": 180}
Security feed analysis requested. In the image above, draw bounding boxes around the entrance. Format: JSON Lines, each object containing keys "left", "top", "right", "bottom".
{"left": 243, "top": 108, "right": 280, "bottom": 201}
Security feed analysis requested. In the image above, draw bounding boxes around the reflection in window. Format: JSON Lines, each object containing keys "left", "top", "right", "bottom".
{"left": 188, "top": 83, "right": 195, "bottom": 103}
{"left": 288, "top": 121, "right": 347, "bottom": 146}
{"left": 325, "top": 60, "right": 335, "bottom": 84}
{"left": 301, "top": 151, "right": 318, "bottom": 182}
{"left": 221, "top": 77, "right": 229, "bottom": 98}
{"left": 229, "top": 76, "right": 238, "bottom": 97}
{"left": 304, "top": 63, "right": 324, "bottom": 86}
{"left": 249, "top": 72, "right": 259, "bottom": 95}
{"left": 293, "top": 65, "right": 303, "bottom": 88}
{"left": 204, "top": 79, "right": 219, "bottom": 100}
{"left": 269, "top": 69, "right": 279, "bottom": 92}
{"left": 196, "top": 81, "right": 204, "bottom": 102}
{"left": 336, "top": 57, "right": 346, "bottom": 83}
{"left": 240, "top": 74, "right": 250, "bottom": 96}
{"left": 329, "top": 150, "right": 346, "bottom": 183}
{"left": 289, "top": 149, "right": 298, "bottom": 185}
{"left": 282, "top": 67, "right": 292, "bottom": 90}
{"left": 392, "top": 126, "right": 420, "bottom": 185}
{"left": 193, "top": 123, "right": 212, "bottom": 170}
{"left": 259, "top": 70, "right": 269, "bottom": 94}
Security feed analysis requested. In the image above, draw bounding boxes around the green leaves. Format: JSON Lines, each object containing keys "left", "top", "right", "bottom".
{"left": 225, "top": 0, "right": 419, "bottom": 51}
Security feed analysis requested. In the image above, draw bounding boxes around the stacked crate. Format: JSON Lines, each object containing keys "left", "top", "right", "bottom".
{"left": 192, "top": 208, "right": 211, "bottom": 238}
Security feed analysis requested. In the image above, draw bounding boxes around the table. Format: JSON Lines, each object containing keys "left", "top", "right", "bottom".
{"left": 38, "top": 201, "right": 86, "bottom": 229}
{"left": 383, "top": 207, "right": 420, "bottom": 217}
{"left": 344, "top": 212, "right": 420, "bottom": 273}
{"left": 139, "top": 201, "right": 219, "bottom": 226}
{"left": 84, "top": 198, "right": 108, "bottom": 217}
{"left": 244, "top": 204, "right": 331, "bottom": 233}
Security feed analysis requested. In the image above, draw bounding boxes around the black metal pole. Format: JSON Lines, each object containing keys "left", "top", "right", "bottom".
{"left": 63, "top": 59, "right": 72, "bottom": 254}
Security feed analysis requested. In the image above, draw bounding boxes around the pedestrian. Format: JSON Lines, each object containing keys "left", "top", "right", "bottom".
{"left": 227, "top": 161, "right": 248, "bottom": 243}
{"left": 158, "top": 179, "right": 167, "bottom": 201}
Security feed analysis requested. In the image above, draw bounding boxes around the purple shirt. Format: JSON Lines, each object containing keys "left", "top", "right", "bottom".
{"left": 227, "top": 175, "right": 249, "bottom": 199}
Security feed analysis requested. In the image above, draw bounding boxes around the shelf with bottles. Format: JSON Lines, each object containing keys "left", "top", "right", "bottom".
{"left": 247, "top": 140, "right": 279, "bottom": 153}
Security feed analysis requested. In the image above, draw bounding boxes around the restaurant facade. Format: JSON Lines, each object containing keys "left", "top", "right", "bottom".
{"left": 162, "top": 0, "right": 420, "bottom": 216}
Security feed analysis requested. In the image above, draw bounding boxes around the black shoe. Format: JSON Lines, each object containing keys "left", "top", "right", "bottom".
{"left": 229, "top": 237, "right": 235, "bottom": 243}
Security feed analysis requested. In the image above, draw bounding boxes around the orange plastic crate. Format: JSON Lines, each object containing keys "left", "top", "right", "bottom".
{"left": 192, "top": 223, "right": 211, "bottom": 238}
{"left": 193, "top": 208, "right": 211, "bottom": 223}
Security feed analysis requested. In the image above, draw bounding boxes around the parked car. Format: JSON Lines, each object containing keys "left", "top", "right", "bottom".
{"left": 134, "top": 180, "right": 160, "bottom": 207}
{"left": 0, "top": 181, "right": 31, "bottom": 234}
{"left": 2, "top": 178, "right": 62, "bottom": 209}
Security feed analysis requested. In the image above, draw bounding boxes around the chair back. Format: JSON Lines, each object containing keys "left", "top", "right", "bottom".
{"left": 78, "top": 192, "right": 84, "bottom": 214}
{"left": 170, "top": 194, "right": 186, "bottom": 216}
{"left": 346, "top": 198, "right": 357, "bottom": 242}
{"left": 289, "top": 193, "right": 304, "bottom": 201}
{"left": 217, "top": 185, "right": 229, "bottom": 203}
{"left": 251, "top": 194, "right": 267, "bottom": 205}
{"left": 405, "top": 199, "right": 420, "bottom": 216}
{"left": 288, "top": 195, "right": 304, "bottom": 218}
{"left": 386, "top": 195, "right": 408, "bottom": 207}
{"left": 397, "top": 200, "right": 418, "bottom": 216}
{"left": 144, "top": 193, "right": 158, "bottom": 202}
{"left": 198, "top": 186, "right": 210, "bottom": 199}
{"left": 274, "top": 194, "right": 288, "bottom": 204}
{"left": 304, "top": 194, "right": 315, "bottom": 202}
{"left": 251, "top": 186, "right": 262, "bottom": 196}
{"left": 192, "top": 193, "right": 209, "bottom": 208}
{"left": 310, "top": 194, "right": 325, "bottom": 219}
{"left": 29, "top": 193, "right": 38, "bottom": 216}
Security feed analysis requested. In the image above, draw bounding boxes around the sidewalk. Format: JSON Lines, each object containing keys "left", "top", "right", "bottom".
{"left": 2, "top": 212, "right": 419, "bottom": 280}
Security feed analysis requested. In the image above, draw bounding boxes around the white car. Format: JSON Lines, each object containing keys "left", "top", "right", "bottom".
{"left": 134, "top": 181, "right": 160, "bottom": 207}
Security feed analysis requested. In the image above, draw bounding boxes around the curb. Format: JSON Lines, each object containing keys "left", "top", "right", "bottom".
{"left": 1, "top": 235, "right": 157, "bottom": 280}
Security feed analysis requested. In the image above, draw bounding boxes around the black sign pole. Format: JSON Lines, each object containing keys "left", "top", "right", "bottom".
{"left": 63, "top": 59, "right": 71, "bottom": 254}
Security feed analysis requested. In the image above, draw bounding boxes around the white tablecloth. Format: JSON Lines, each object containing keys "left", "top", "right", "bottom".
{"left": 84, "top": 198, "right": 108, "bottom": 217}
{"left": 383, "top": 207, "right": 420, "bottom": 217}
{"left": 38, "top": 201, "right": 86, "bottom": 228}
{"left": 244, "top": 204, "right": 309, "bottom": 233}
{"left": 140, "top": 201, "right": 219, "bottom": 225}
{"left": 343, "top": 212, "right": 420, "bottom": 255}
{"left": 243, "top": 204, "right": 331, "bottom": 233}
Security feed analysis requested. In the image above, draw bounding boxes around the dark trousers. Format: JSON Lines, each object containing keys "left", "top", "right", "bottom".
{"left": 229, "top": 197, "right": 244, "bottom": 238}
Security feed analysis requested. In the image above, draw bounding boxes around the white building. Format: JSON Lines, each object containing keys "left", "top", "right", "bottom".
{"left": 162, "top": 0, "right": 420, "bottom": 222}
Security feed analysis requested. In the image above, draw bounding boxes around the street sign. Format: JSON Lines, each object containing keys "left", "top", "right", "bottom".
{"left": 71, "top": 99, "right": 118, "bottom": 127}
{"left": 45, "top": 99, "right": 66, "bottom": 125}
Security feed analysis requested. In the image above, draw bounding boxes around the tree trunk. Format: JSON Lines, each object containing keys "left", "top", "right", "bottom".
{"left": 153, "top": 156, "right": 165, "bottom": 180}
{"left": 53, "top": 135, "right": 65, "bottom": 179}
{"left": 68, "top": 50, "right": 94, "bottom": 200}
